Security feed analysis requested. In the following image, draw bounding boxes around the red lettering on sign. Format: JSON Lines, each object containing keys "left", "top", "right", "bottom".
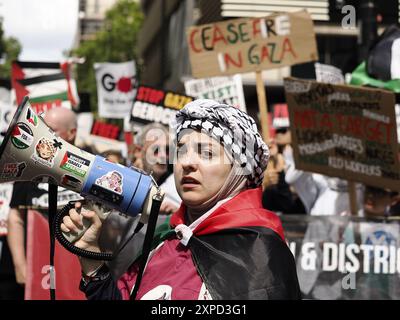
{"left": 224, "top": 51, "right": 243, "bottom": 69}
{"left": 91, "top": 121, "right": 120, "bottom": 140}
{"left": 294, "top": 109, "right": 317, "bottom": 129}
{"left": 252, "top": 19, "right": 262, "bottom": 37}
{"left": 136, "top": 86, "right": 165, "bottom": 104}
{"left": 280, "top": 37, "right": 297, "bottom": 60}
{"left": 189, "top": 29, "right": 202, "bottom": 53}
{"left": 212, "top": 25, "right": 227, "bottom": 48}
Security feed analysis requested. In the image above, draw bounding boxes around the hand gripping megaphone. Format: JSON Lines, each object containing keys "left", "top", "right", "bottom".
{"left": 0, "top": 96, "right": 164, "bottom": 260}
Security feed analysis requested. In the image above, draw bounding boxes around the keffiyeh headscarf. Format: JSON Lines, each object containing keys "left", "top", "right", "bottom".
{"left": 172, "top": 99, "right": 269, "bottom": 188}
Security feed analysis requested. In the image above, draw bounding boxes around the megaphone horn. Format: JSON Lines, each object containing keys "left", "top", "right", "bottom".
{"left": 0, "top": 96, "right": 164, "bottom": 259}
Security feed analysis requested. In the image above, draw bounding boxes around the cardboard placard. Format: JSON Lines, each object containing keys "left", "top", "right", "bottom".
{"left": 187, "top": 10, "right": 318, "bottom": 78}
{"left": 284, "top": 77, "right": 400, "bottom": 191}
{"left": 130, "top": 85, "right": 193, "bottom": 126}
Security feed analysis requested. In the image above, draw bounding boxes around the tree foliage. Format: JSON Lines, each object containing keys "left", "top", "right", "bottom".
{"left": 0, "top": 21, "right": 21, "bottom": 78}
{"left": 72, "top": 0, "right": 144, "bottom": 111}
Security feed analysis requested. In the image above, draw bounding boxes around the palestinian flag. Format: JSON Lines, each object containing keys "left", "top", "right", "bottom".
{"left": 26, "top": 107, "right": 38, "bottom": 126}
{"left": 11, "top": 61, "right": 79, "bottom": 112}
{"left": 81, "top": 188, "right": 302, "bottom": 300}
{"left": 11, "top": 123, "right": 34, "bottom": 149}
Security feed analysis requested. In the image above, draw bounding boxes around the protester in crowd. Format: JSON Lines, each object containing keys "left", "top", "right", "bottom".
{"left": 101, "top": 150, "right": 126, "bottom": 166}
{"left": 363, "top": 186, "right": 400, "bottom": 218}
{"left": 281, "top": 138, "right": 364, "bottom": 216}
{"left": 61, "top": 99, "right": 301, "bottom": 300}
{"left": 7, "top": 107, "right": 82, "bottom": 293}
{"left": 135, "top": 123, "right": 181, "bottom": 214}
{"left": 98, "top": 123, "right": 182, "bottom": 279}
{"left": 262, "top": 128, "right": 306, "bottom": 214}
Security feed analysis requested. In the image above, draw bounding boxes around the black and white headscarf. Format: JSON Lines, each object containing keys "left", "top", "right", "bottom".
{"left": 172, "top": 99, "right": 269, "bottom": 188}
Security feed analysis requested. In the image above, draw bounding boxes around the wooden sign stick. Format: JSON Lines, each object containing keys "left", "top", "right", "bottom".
{"left": 348, "top": 181, "right": 358, "bottom": 216}
{"left": 255, "top": 71, "right": 270, "bottom": 143}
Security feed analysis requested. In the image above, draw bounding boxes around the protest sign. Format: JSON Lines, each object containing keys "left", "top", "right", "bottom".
{"left": 184, "top": 74, "right": 246, "bottom": 112}
{"left": 187, "top": 10, "right": 318, "bottom": 143}
{"left": 94, "top": 61, "right": 137, "bottom": 119}
{"left": 91, "top": 120, "right": 121, "bottom": 140}
{"left": 282, "top": 214, "right": 400, "bottom": 300}
{"left": 11, "top": 61, "right": 79, "bottom": 113}
{"left": 187, "top": 10, "right": 318, "bottom": 78}
{"left": 272, "top": 103, "right": 290, "bottom": 128}
{"left": 130, "top": 85, "right": 193, "bottom": 126}
{"left": 315, "top": 62, "right": 345, "bottom": 85}
{"left": 284, "top": 77, "right": 400, "bottom": 191}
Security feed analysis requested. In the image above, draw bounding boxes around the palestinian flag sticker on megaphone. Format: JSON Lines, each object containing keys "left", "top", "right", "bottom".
{"left": 11, "top": 122, "right": 34, "bottom": 149}
{"left": 26, "top": 107, "right": 38, "bottom": 127}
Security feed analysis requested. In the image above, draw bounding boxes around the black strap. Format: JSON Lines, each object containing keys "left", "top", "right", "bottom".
{"left": 48, "top": 183, "right": 58, "bottom": 301}
{"left": 130, "top": 195, "right": 162, "bottom": 300}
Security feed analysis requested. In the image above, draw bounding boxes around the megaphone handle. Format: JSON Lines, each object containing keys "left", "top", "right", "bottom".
{"left": 61, "top": 201, "right": 111, "bottom": 244}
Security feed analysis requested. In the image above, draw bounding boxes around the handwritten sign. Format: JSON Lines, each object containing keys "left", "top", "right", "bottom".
{"left": 187, "top": 10, "right": 318, "bottom": 78}
{"left": 284, "top": 77, "right": 400, "bottom": 191}
{"left": 130, "top": 85, "right": 193, "bottom": 125}
{"left": 184, "top": 74, "right": 246, "bottom": 112}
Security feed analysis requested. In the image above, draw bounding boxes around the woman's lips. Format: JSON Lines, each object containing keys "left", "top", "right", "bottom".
{"left": 181, "top": 176, "right": 200, "bottom": 188}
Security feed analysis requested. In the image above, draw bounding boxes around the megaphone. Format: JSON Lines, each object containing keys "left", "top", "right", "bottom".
{"left": 0, "top": 96, "right": 163, "bottom": 260}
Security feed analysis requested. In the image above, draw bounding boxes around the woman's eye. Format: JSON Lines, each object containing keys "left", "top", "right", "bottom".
{"left": 176, "top": 147, "right": 186, "bottom": 157}
{"left": 201, "top": 150, "right": 213, "bottom": 159}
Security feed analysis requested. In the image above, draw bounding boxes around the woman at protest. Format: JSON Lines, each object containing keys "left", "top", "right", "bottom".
{"left": 61, "top": 99, "right": 301, "bottom": 300}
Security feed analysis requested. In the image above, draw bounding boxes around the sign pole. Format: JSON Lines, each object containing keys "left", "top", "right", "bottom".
{"left": 348, "top": 181, "right": 358, "bottom": 216}
{"left": 255, "top": 71, "right": 270, "bottom": 143}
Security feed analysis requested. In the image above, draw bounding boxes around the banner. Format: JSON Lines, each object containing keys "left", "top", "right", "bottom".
{"left": 187, "top": 10, "right": 318, "bottom": 78}
{"left": 94, "top": 61, "right": 137, "bottom": 119}
{"left": 284, "top": 77, "right": 400, "bottom": 191}
{"left": 282, "top": 214, "right": 400, "bottom": 299}
{"left": 11, "top": 61, "right": 79, "bottom": 113}
{"left": 130, "top": 85, "right": 193, "bottom": 126}
{"left": 0, "top": 183, "right": 14, "bottom": 236}
{"left": 25, "top": 210, "right": 85, "bottom": 300}
{"left": 184, "top": 74, "right": 246, "bottom": 112}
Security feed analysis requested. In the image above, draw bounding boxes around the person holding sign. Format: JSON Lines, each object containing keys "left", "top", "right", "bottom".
{"left": 62, "top": 99, "right": 301, "bottom": 300}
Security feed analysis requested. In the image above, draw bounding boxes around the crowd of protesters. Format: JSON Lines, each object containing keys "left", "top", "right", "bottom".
{"left": 0, "top": 99, "right": 399, "bottom": 300}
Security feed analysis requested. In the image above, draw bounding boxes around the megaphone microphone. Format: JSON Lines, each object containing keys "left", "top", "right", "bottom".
{"left": 0, "top": 96, "right": 164, "bottom": 261}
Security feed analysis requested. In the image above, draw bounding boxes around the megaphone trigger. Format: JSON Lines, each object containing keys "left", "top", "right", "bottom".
{"left": 60, "top": 200, "right": 112, "bottom": 244}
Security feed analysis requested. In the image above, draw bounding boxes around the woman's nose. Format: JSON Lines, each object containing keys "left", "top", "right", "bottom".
{"left": 179, "top": 150, "right": 199, "bottom": 170}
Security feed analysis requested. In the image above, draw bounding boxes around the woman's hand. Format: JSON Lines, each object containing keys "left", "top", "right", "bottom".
{"left": 60, "top": 202, "right": 102, "bottom": 252}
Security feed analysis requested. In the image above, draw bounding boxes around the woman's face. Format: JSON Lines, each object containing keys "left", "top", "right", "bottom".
{"left": 38, "top": 142, "right": 53, "bottom": 159}
{"left": 174, "top": 130, "right": 232, "bottom": 207}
